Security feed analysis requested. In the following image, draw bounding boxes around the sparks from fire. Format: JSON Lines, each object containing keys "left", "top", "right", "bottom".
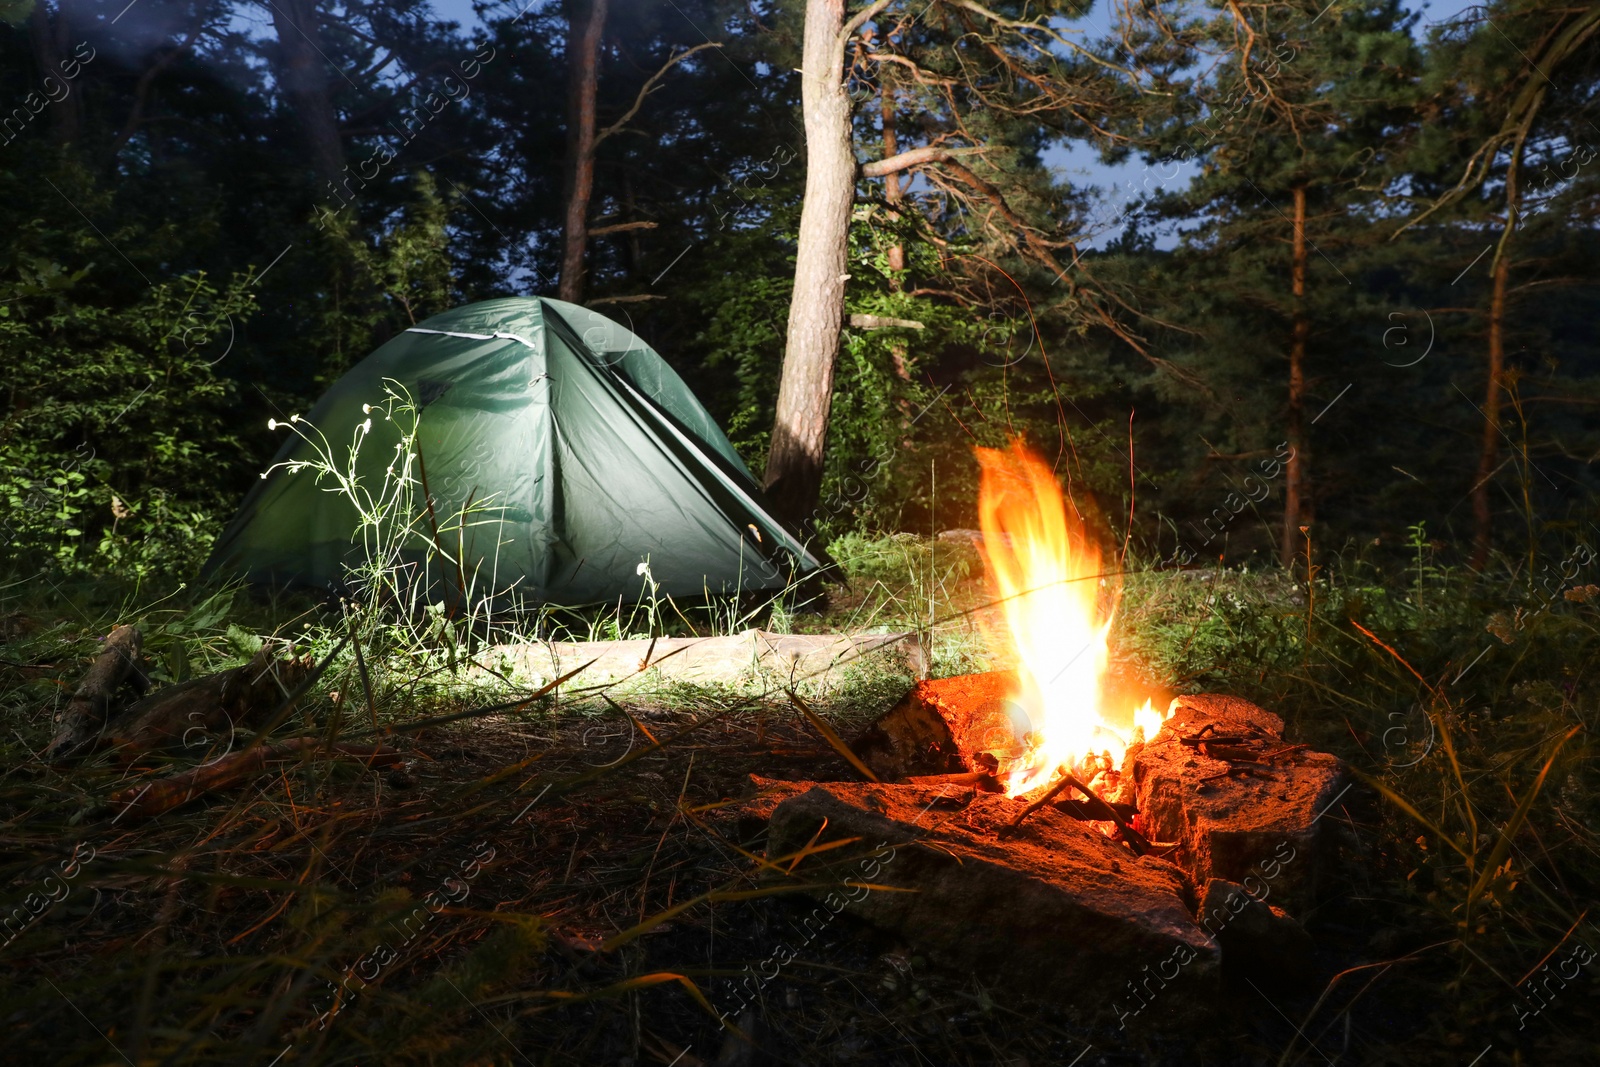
{"left": 974, "top": 442, "right": 1168, "bottom": 798}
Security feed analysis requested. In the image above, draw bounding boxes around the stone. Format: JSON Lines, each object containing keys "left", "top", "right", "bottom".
{"left": 760, "top": 779, "right": 1219, "bottom": 1024}
{"left": 1197, "top": 878, "right": 1316, "bottom": 986}
{"left": 850, "top": 670, "right": 1021, "bottom": 780}
{"left": 1129, "top": 694, "right": 1346, "bottom": 914}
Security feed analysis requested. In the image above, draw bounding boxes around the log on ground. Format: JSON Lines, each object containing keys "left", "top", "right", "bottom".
{"left": 107, "top": 739, "right": 405, "bottom": 819}
{"left": 45, "top": 624, "right": 146, "bottom": 761}
{"left": 757, "top": 778, "right": 1219, "bottom": 1025}
{"left": 102, "top": 644, "right": 313, "bottom": 759}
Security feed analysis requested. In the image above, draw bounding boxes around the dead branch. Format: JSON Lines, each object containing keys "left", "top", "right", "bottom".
{"left": 103, "top": 644, "right": 313, "bottom": 761}
{"left": 848, "top": 313, "right": 925, "bottom": 330}
{"left": 107, "top": 738, "right": 405, "bottom": 820}
{"left": 46, "top": 624, "right": 146, "bottom": 761}
{"left": 589, "top": 220, "right": 659, "bottom": 237}
{"left": 596, "top": 41, "right": 724, "bottom": 146}
{"left": 862, "top": 145, "right": 984, "bottom": 179}
{"left": 587, "top": 294, "right": 666, "bottom": 305}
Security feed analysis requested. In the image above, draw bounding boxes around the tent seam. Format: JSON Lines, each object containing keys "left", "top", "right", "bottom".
{"left": 405, "top": 327, "right": 539, "bottom": 349}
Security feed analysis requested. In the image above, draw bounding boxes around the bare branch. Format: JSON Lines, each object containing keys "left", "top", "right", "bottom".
{"left": 596, "top": 41, "right": 724, "bottom": 146}
{"left": 840, "top": 0, "right": 896, "bottom": 49}
{"left": 589, "top": 220, "right": 659, "bottom": 237}
{"left": 862, "top": 145, "right": 983, "bottom": 178}
{"left": 849, "top": 314, "right": 925, "bottom": 330}
{"left": 587, "top": 294, "right": 666, "bottom": 306}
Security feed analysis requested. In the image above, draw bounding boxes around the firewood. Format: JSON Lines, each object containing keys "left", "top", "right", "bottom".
{"left": 905, "top": 770, "right": 1004, "bottom": 791}
{"left": 1054, "top": 798, "right": 1138, "bottom": 822}
{"left": 1199, "top": 742, "right": 1267, "bottom": 763}
{"left": 107, "top": 738, "right": 405, "bottom": 820}
{"left": 103, "top": 644, "right": 313, "bottom": 760}
{"left": 45, "top": 624, "right": 146, "bottom": 761}
{"left": 1182, "top": 734, "right": 1247, "bottom": 746}
{"left": 1003, "top": 772, "right": 1155, "bottom": 855}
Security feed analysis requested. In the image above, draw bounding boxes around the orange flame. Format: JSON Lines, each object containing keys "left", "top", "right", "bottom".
{"left": 974, "top": 441, "right": 1167, "bottom": 798}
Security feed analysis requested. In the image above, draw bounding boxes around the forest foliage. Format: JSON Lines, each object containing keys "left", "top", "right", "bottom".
{"left": 0, "top": 0, "right": 1596, "bottom": 584}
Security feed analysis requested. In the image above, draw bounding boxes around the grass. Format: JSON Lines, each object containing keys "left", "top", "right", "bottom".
{"left": 1, "top": 530, "right": 1597, "bottom": 1065}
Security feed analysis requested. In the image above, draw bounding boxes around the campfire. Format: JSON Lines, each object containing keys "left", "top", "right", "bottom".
{"left": 972, "top": 441, "right": 1167, "bottom": 800}
{"left": 731, "top": 441, "right": 1352, "bottom": 1024}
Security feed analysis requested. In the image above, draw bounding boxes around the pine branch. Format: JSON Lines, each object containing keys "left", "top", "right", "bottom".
{"left": 861, "top": 146, "right": 983, "bottom": 178}
{"left": 595, "top": 41, "right": 723, "bottom": 146}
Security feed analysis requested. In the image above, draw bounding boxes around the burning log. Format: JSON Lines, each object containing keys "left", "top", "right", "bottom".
{"left": 1003, "top": 771, "right": 1154, "bottom": 854}
{"left": 1129, "top": 694, "right": 1346, "bottom": 915}
{"left": 757, "top": 778, "right": 1220, "bottom": 1022}
{"left": 45, "top": 624, "right": 147, "bottom": 761}
{"left": 850, "top": 670, "right": 1017, "bottom": 781}
{"left": 1056, "top": 798, "right": 1137, "bottom": 822}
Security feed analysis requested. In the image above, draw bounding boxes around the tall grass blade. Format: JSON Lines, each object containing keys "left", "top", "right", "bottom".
{"left": 785, "top": 687, "right": 879, "bottom": 783}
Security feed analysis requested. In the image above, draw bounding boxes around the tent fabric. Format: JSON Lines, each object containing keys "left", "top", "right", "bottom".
{"left": 202, "top": 297, "right": 826, "bottom": 606}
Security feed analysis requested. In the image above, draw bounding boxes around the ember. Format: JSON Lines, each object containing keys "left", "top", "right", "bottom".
{"left": 973, "top": 442, "right": 1168, "bottom": 797}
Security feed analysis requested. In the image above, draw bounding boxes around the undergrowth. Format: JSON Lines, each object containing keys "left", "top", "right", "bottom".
{"left": 0, "top": 525, "right": 1596, "bottom": 1065}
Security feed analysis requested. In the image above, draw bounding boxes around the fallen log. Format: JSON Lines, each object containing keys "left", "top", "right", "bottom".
{"left": 757, "top": 779, "right": 1219, "bottom": 1023}
{"left": 103, "top": 644, "right": 313, "bottom": 760}
{"left": 1130, "top": 694, "right": 1345, "bottom": 914}
{"left": 107, "top": 739, "right": 405, "bottom": 820}
{"left": 46, "top": 624, "right": 146, "bottom": 761}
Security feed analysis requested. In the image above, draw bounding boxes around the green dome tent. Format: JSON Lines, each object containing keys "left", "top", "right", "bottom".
{"left": 203, "top": 297, "right": 826, "bottom": 606}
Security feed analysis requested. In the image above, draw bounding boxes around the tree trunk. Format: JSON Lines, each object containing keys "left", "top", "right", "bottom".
{"left": 1468, "top": 253, "right": 1509, "bottom": 571}
{"left": 1470, "top": 139, "right": 1525, "bottom": 571}
{"left": 1280, "top": 184, "right": 1310, "bottom": 569}
{"left": 28, "top": 0, "right": 81, "bottom": 146}
{"left": 880, "top": 73, "right": 912, "bottom": 389}
{"left": 267, "top": 0, "right": 345, "bottom": 189}
{"left": 882, "top": 74, "right": 905, "bottom": 283}
{"left": 559, "top": 0, "right": 608, "bottom": 304}
{"left": 764, "top": 0, "right": 856, "bottom": 526}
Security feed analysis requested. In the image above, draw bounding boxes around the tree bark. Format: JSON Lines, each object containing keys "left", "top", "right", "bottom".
{"left": 559, "top": 0, "right": 608, "bottom": 304}
{"left": 764, "top": 0, "right": 858, "bottom": 526}
{"left": 1281, "top": 184, "right": 1310, "bottom": 569}
{"left": 267, "top": 0, "right": 345, "bottom": 189}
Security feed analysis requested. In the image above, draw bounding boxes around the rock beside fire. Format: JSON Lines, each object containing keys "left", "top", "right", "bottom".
{"left": 760, "top": 779, "right": 1220, "bottom": 1024}
{"left": 1130, "top": 694, "right": 1346, "bottom": 915}
{"left": 1197, "top": 878, "right": 1316, "bottom": 986}
{"left": 849, "top": 670, "right": 1018, "bottom": 780}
